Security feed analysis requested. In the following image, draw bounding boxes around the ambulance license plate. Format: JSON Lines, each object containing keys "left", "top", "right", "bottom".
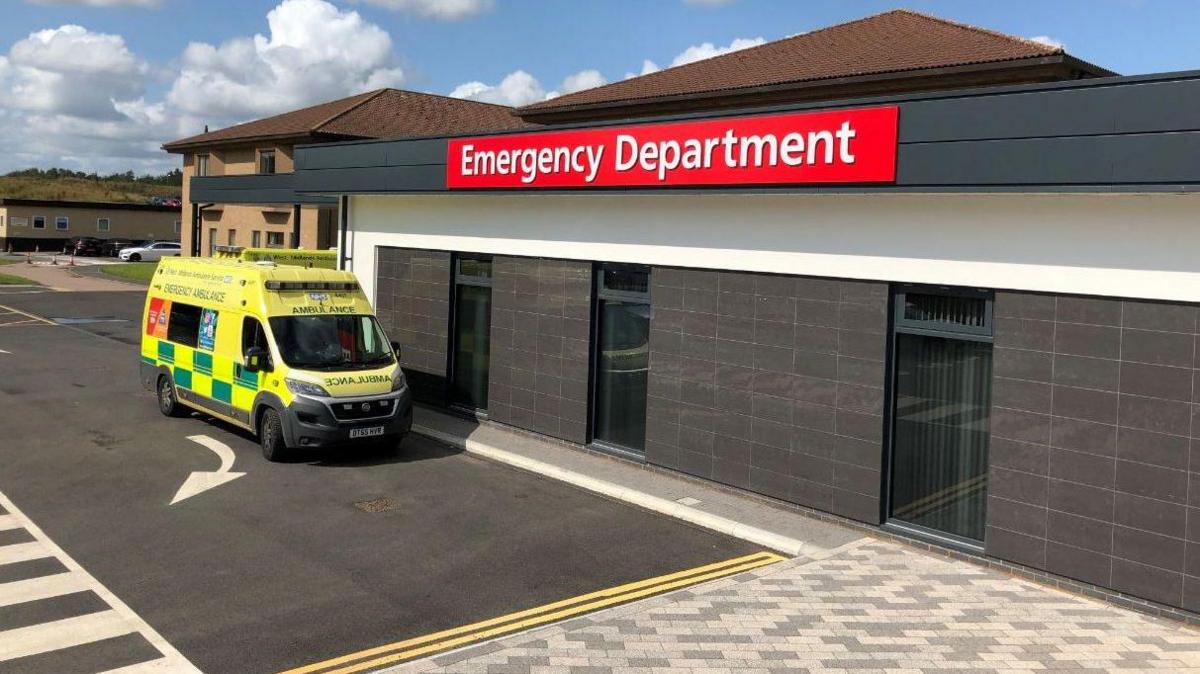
{"left": 350, "top": 426, "right": 385, "bottom": 439}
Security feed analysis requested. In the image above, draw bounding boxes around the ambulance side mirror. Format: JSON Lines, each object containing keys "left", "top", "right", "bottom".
{"left": 390, "top": 341, "right": 402, "bottom": 360}
{"left": 244, "top": 346, "right": 271, "bottom": 373}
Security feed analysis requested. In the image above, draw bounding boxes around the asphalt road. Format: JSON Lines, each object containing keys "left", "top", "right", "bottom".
{"left": 0, "top": 290, "right": 757, "bottom": 673}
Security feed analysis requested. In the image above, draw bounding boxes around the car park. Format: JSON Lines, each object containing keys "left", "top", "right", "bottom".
{"left": 63, "top": 236, "right": 104, "bottom": 256}
{"left": 101, "top": 238, "right": 139, "bottom": 257}
{"left": 119, "top": 241, "right": 182, "bottom": 262}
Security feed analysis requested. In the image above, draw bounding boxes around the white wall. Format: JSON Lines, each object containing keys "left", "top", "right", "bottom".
{"left": 347, "top": 192, "right": 1200, "bottom": 305}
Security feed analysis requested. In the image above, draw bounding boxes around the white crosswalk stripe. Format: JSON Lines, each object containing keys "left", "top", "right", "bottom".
{"left": 0, "top": 490, "right": 201, "bottom": 672}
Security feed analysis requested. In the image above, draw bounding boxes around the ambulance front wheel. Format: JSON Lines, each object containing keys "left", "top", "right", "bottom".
{"left": 258, "top": 407, "right": 288, "bottom": 462}
{"left": 157, "top": 375, "right": 187, "bottom": 418}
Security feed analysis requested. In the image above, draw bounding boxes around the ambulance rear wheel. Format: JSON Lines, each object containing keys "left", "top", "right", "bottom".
{"left": 157, "top": 375, "right": 187, "bottom": 418}
{"left": 258, "top": 408, "right": 288, "bottom": 462}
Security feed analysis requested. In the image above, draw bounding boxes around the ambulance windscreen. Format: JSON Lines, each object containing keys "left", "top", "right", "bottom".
{"left": 268, "top": 315, "right": 393, "bottom": 371}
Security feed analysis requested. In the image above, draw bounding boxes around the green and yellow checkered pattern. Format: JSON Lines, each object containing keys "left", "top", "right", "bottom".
{"left": 142, "top": 338, "right": 260, "bottom": 415}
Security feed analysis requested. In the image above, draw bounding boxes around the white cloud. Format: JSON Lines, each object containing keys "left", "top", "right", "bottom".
{"left": 0, "top": 0, "right": 410, "bottom": 174}
{"left": 24, "top": 0, "right": 162, "bottom": 7}
{"left": 1029, "top": 35, "right": 1065, "bottom": 49}
{"left": 670, "top": 36, "right": 764, "bottom": 67}
{"left": 350, "top": 0, "right": 491, "bottom": 20}
{"left": 450, "top": 70, "right": 545, "bottom": 106}
{"left": 166, "top": 0, "right": 403, "bottom": 121}
{"left": 624, "top": 59, "right": 660, "bottom": 80}
{"left": 451, "top": 68, "right": 608, "bottom": 106}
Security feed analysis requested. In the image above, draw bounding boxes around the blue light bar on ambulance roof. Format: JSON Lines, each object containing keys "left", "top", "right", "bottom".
{"left": 264, "top": 281, "right": 359, "bottom": 291}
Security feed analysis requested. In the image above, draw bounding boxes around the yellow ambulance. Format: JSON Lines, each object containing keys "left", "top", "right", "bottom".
{"left": 139, "top": 256, "right": 411, "bottom": 460}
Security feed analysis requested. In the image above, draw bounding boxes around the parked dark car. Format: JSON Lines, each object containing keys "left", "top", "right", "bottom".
{"left": 63, "top": 237, "right": 104, "bottom": 256}
{"left": 100, "top": 239, "right": 137, "bottom": 257}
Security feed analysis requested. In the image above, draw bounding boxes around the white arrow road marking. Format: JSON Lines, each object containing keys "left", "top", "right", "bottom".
{"left": 0, "top": 349, "right": 10, "bottom": 354}
{"left": 170, "top": 435, "right": 246, "bottom": 505}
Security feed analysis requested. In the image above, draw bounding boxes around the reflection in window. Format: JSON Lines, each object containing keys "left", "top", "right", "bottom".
{"left": 593, "top": 265, "right": 650, "bottom": 452}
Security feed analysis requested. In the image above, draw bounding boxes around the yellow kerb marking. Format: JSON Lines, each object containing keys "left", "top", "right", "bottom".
{"left": 280, "top": 551, "right": 785, "bottom": 674}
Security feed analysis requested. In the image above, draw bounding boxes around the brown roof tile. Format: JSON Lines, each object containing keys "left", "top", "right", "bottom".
{"left": 522, "top": 9, "right": 1110, "bottom": 114}
{"left": 164, "top": 89, "right": 529, "bottom": 151}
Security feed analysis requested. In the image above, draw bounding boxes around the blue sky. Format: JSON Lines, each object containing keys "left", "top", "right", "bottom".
{"left": 1, "top": 0, "right": 1197, "bottom": 174}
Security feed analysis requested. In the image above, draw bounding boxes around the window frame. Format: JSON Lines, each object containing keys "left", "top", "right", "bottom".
{"left": 208, "top": 227, "right": 217, "bottom": 256}
{"left": 257, "top": 149, "right": 276, "bottom": 175}
{"left": 54, "top": 216, "right": 69, "bottom": 231}
{"left": 173, "top": 220, "right": 181, "bottom": 235}
{"left": 195, "top": 154, "right": 209, "bottom": 177}
{"left": 265, "top": 231, "right": 285, "bottom": 248}
{"left": 32, "top": 216, "right": 46, "bottom": 230}
{"left": 97, "top": 217, "right": 110, "bottom": 233}
{"left": 251, "top": 231, "right": 261, "bottom": 248}
{"left": 166, "top": 302, "right": 203, "bottom": 348}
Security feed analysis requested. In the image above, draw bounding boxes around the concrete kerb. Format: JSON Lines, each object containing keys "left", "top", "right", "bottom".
{"left": 411, "top": 424, "right": 810, "bottom": 557}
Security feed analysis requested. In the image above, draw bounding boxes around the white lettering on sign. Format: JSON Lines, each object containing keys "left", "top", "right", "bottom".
{"left": 461, "top": 143, "right": 606, "bottom": 184}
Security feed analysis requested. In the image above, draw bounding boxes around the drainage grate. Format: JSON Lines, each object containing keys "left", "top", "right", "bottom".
{"left": 354, "top": 497, "right": 399, "bottom": 513}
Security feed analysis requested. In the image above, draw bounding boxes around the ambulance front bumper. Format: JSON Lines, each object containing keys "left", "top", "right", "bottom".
{"left": 281, "top": 387, "right": 413, "bottom": 449}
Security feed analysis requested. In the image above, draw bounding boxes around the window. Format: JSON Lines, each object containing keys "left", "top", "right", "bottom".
{"left": 55, "top": 216, "right": 69, "bottom": 231}
{"left": 242, "top": 316, "right": 269, "bottom": 358}
{"left": 265, "top": 231, "right": 284, "bottom": 248}
{"left": 208, "top": 228, "right": 217, "bottom": 256}
{"left": 450, "top": 255, "right": 493, "bottom": 411}
{"left": 258, "top": 149, "right": 276, "bottom": 175}
{"left": 195, "top": 154, "right": 209, "bottom": 177}
{"left": 227, "top": 229, "right": 236, "bottom": 246}
{"left": 251, "top": 231, "right": 261, "bottom": 248}
{"left": 97, "top": 218, "right": 110, "bottom": 232}
{"left": 592, "top": 264, "right": 651, "bottom": 453}
{"left": 11, "top": 217, "right": 27, "bottom": 227}
{"left": 887, "top": 286, "right": 994, "bottom": 546}
{"left": 173, "top": 220, "right": 181, "bottom": 235}
{"left": 167, "top": 302, "right": 202, "bottom": 348}
{"left": 33, "top": 216, "right": 46, "bottom": 229}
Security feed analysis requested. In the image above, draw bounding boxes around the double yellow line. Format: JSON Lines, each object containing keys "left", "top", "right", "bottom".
{"left": 280, "top": 551, "right": 785, "bottom": 674}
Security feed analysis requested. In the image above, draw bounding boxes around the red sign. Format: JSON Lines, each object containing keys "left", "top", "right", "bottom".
{"left": 447, "top": 106, "right": 898, "bottom": 189}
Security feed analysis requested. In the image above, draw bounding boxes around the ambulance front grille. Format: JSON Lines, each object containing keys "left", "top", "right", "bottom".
{"left": 330, "top": 397, "right": 395, "bottom": 421}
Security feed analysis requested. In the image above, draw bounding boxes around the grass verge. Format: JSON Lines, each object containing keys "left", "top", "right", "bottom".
{"left": 100, "top": 262, "right": 158, "bottom": 284}
{"left": 0, "top": 272, "right": 35, "bottom": 285}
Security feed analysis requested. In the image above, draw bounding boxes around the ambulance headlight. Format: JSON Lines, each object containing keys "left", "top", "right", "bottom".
{"left": 285, "top": 378, "right": 329, "bottom": 398}
{"left": 391, "top": 368, "right": 408, "bottom": 392}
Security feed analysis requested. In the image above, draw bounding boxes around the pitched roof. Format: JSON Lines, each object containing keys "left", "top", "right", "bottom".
{"left": 163, "top": 89, "right": 529, "bottom": 152}
{"left": 521, "top": 9, "right": 1113, "bottom": 115}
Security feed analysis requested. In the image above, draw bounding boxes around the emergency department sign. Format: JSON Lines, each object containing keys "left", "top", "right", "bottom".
{"left": 447, "top": 106, "right": 898, "bottom": 189}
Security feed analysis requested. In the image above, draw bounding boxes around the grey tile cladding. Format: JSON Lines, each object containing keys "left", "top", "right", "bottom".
{"left": 644, "top": 268, "right": 888, "bottom": 524}
{"left": 375, "top": 247, "right": 450, "bottom": 403}
{"left": 488, "top": 257, "right": 591, "bottom": 444}
{"left": 989, "top": 290, "right": 1200, "bottom": 612}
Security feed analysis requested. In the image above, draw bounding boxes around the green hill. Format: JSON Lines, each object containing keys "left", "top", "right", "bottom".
{"left": 0, "top": 168, "right": 181, "bottom": 204}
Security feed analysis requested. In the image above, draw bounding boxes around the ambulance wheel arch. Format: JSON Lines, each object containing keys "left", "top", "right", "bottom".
{"left": 252, "top": 391, "right": 289, "bottom": 444}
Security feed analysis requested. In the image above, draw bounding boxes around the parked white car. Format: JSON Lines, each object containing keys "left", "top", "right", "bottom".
{"left": 119, "top": 242, "right": 182, "bottom": 262}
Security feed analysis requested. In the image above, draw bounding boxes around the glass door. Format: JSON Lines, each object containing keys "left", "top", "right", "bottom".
{"left": 450, "top": 255, "right": 492, "bottom": 411}
{"left": 592, "top": 265, "right": 651, "bottom": 454}
{"left": 888, "top": 287, "right": 993, "bottom": 545}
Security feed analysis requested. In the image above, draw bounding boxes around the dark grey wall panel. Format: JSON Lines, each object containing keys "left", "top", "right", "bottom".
{"left": 644, "top": 268, "right": 888, "bottom": 523}
{"left": 488, "top": 257, "right": 591, "bottom": 443}
{"left": 190, "top": 174, "right": 335, "bottom": 205}
{"left": 290, "top": 73, "right": 1200, "bottom": 195}
{"left": 293, "top": 165, "right": 446, "bottom": 194}
{"left": 375, "top": 247, "right": 451, "bottom": 403}
{"left": 987, "top": 291, "right": 1200, "bottom": 611}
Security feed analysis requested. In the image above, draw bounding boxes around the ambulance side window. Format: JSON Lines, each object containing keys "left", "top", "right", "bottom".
{"left": 242, "top": 317, "right": 269, "bottom": 362}
{"left": 167, "top": 303, "right": 202, "bottom": 348}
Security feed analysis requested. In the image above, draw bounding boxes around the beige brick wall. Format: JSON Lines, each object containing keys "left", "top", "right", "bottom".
{"left": 180, "top": 142, "right": 333, "bottom": 257}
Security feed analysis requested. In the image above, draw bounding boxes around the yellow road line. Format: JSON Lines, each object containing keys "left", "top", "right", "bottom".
{"left": 0, "top": 304, "right": 55, "bottom": 326}
{"left": 280, "top": 551, "right": 785, "bottom": 674}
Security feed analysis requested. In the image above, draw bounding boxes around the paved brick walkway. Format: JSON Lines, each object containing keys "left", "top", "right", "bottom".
{"left": 394, "top": 538, "right": 1200, "bottom": 673}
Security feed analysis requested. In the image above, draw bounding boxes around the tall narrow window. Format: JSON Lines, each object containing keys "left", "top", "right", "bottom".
{"left": 888, "top": 286, "right": 993, "bottom": 545}
{"left": 592, "top": 264, "right": 651, "bottom": 453}
{"left": 227, "top": 230, "right": 236, "bottom": 246}
{"left": 208, "top": 227, "right": 217, "bottom": 256}
{"left": 251, "top": 231, "right": 261, "bottom": 248}
{"left": 258, "top": 149, "right": 276, "bottom": 175}
{"left": 450, "top": 255, "right": 492, "bottom": 411}
{"left": 195, "top": 154, "right": 209, "bottom": 177}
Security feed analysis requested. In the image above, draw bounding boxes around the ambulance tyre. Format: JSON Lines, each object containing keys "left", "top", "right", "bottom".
{"left": 157, "top": 375, "right": 187, "bottom": 418}
{"left": 258, "top": 407, "right": 288, "bottom": 462}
